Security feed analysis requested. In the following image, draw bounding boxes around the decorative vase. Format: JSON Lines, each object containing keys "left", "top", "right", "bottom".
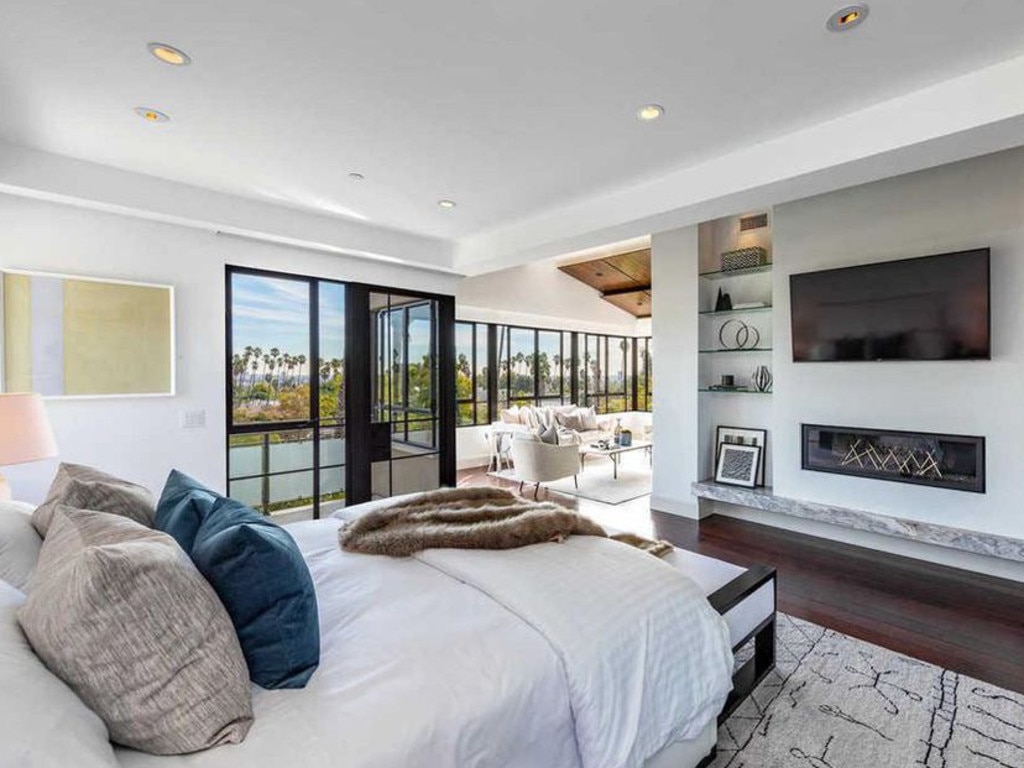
{"left": 751, "top": 365, "right": 772, "bottom": 393}
{"left": 714, "top": 288, "right": 732, "bottom": 312}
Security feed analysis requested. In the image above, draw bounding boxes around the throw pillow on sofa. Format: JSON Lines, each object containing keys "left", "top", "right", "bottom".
{"left": 32, "top": 463, "right": 155, "bottom": 537}
{"left": 156, "top": 472, "right": 320, "bottom": 690}
{"left": 18, "top": 507, "right": 253, "bottom": 755}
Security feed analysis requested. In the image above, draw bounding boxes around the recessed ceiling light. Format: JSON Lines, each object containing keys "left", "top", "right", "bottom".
{"left": 348, "top": 172, "right": 365, "bottom": 181}
{"left": 134, "top": 107, "right": 170, "bottom": 123}
{"left": 636, "top": 104, "right": 664, "bottom": 122}
{"left": 438, "top": 199, "right": 457, "bottom": 209}
{"left": 827, "top": 4, "right": 869, "bottom": 32}
{"left": 147, "top": 42, "right": 191, "bottom": 66}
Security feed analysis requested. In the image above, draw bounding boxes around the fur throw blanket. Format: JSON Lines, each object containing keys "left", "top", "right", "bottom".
{"left": 339, "top": 487, "right": 673, "bottom": 558}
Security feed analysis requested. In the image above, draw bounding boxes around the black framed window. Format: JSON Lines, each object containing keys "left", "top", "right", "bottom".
{"left": 638, "top": 337, "right": 653, "bottom": 412}
{"left": 454, "top": 322, "right": 650, "bottom": 425}
{"left": 227, "top": 268, "right": 344, "bottom": 519}
{"left": 455, "top": 321, "right": 489, "bottom": 426}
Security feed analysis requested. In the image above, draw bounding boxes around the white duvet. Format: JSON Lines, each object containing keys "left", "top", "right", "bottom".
{"left": 117, "top": 516, "right": 732, "bottom": 768}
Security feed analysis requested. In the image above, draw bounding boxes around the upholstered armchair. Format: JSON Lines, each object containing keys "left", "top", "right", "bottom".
{"left": 509, "top": 438, "right": 581, "bottom": 499}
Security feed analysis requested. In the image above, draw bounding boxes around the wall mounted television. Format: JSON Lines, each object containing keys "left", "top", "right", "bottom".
{"left": 790, "top": 249, "right": 990, "bottom": 362}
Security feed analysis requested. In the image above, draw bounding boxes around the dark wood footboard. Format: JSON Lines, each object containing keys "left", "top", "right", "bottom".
{"left": 707, "top": 564, "right": 777, "bottom": 724}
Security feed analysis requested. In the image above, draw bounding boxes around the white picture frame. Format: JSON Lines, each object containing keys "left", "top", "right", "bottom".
{"left": 715, "top": 443, "right": 762, "bottom": 488}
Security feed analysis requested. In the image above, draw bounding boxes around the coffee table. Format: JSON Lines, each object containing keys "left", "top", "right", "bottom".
{"left": 579, "top": 440, "right": 652, "bottom": 479}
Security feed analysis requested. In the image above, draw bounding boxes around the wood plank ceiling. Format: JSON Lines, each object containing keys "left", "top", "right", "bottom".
{"left": 558, "top": 248, "right": 651, "bottom": 318}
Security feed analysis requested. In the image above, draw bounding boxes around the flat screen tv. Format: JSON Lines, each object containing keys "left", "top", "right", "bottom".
{"left": 790, "top": 249, "right": 990, "bottom": 362}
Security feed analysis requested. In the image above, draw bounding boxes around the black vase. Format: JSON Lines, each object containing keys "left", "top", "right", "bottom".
{"left": 714, "top": 288, "right": 733, "bottom": 312}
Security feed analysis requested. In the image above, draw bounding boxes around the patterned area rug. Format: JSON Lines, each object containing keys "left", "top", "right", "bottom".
{"left": 715, "top": 613, "right": 1024, "bottom": 768}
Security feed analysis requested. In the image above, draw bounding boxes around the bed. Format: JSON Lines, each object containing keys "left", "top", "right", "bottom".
{"left": 3, "top": 492, "right": 775, "bottom": 768}
{"left": 111, "top": 497, "right": 776, "bottom": 768}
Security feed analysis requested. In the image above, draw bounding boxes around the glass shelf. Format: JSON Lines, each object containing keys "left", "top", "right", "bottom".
{"left": 699, "top": 388, "right": 772, "bottom": 394}
{"left": 699, "top": 264, "right": 773, "bottom": 280}
{"left": 698, "top": 306, "right": 773, "bottom": 316}
{"left": 698, "top": 347, "right": 773, "bottom": 354}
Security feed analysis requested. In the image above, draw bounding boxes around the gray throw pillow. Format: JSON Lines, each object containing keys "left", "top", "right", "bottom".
{"left": 555, "top": 411, "right": 586, "bottom": 431}
{"left": 538, "top": 424, "right": 559, "bottom": 445}
{"left": 0, "top": 502, "right": 42, "bottom": 590}
{"left": 19, "top": 506, "right": 253, "bottom": 755}
{"left": 32, "top": 463, "right": 156, "bottom": 537}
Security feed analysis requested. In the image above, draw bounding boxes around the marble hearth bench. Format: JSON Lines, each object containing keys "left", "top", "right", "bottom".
{"left": 691, "top": 481, "right": 1024, "bottom": 564}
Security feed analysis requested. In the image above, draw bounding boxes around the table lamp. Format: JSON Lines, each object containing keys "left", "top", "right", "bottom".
{"left": 0, "top": 393, "right": 58, "bottom": 502}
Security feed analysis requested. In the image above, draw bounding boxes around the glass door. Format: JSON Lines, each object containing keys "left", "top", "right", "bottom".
{"left": 227, "top": 267, "right": 455, "bottom": 518}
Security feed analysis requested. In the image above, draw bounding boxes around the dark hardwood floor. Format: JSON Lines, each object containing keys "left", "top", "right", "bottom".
{"left": 458, "top": 466, "right": 1024, "bottom": 695}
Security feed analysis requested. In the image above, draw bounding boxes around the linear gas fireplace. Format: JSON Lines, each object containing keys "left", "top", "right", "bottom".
{"left": 801, "top": 424, "right": 985, "bottom": 493}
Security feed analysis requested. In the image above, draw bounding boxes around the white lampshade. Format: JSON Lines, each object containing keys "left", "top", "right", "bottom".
{"left": 0, "top": 393, "right": 59, "bottom": 467}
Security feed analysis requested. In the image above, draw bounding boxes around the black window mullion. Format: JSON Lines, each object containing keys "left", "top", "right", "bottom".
{"left": 309, "top": 277, "right": 321, "bottom": 519}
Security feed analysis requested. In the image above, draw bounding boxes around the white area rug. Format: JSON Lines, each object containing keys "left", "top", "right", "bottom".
{"left": 715, "top": 613, "right": 1024, "bottom": 767}
{"left": 544, "top": 467, "right": 652, "bottom": 505}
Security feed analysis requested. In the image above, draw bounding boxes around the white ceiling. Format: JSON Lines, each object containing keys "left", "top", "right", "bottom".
{"left": 2, "top": 0, "right": 1024, "bottom": 263}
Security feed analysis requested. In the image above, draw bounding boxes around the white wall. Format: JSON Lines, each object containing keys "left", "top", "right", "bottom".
{"left": 456, "top": 258, "right": 642, "bottom": 335}
{"left": 650, "top": 226, "right": 701, "bottom": 517}
{"left": 0, "top": 194, "right": 456, "bottom": 503}
{"left": 771, "top": 146, "right": 1024, "bottom": 543}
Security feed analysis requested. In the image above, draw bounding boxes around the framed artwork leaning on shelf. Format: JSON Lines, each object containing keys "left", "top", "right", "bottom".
{"left": 715, "top": 426, "right": 767, "bottom": 486}
{"left": 715, "top": 442, "right": 762, "bottom": 488}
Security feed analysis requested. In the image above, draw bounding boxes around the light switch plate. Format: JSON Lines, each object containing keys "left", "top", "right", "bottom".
{"left": 181, "top": 409, "right": 207, "bottom": 429}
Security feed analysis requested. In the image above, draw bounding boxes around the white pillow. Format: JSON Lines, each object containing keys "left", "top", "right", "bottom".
{"left": 0, "top": 580, "right": 119, "bottom": 768}
{"left": 0, "top": 501, "right": 42, "bottom": 590}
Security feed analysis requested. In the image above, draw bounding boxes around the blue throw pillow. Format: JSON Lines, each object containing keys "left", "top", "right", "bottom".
{"left": 155, "top": 472, "right": 320, "bottom": 689}
{"left": 155, "top": 470, "right": 220, "bottom": 552}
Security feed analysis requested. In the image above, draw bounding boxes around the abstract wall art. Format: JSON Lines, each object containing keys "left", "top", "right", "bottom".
{"left": 2, "top": 270, "right": 175, "bottom": 398}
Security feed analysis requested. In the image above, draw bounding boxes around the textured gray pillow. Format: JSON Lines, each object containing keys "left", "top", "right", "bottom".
{"left": 555, "top": 410, "right": 586, "bottom": 431}
{"left": 19, "top": 506, "right": 253, "bottom": 755}
{"left": 0, "top": 501, "right": 41, "bottom": 590}
{"left": 32, "top": 463, "right": 156, "bottom": 537}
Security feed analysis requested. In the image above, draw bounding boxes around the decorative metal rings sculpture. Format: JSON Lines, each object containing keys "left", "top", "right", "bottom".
{"left": 718, "top": 319, "right": 761, "bottom": 350}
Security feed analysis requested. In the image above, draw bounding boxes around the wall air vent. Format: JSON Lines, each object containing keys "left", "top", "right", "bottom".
{"left": 739, "top": 213, "right": 769, "bottom": 232}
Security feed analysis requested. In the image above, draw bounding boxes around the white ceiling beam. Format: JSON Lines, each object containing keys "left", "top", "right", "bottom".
{"left": 0, "top": 140, "right": 457, "bottom": 273}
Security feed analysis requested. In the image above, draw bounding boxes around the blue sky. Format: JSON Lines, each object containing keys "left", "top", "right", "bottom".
{"left": 232, "top": 274, "right": 345, "bottom": 362}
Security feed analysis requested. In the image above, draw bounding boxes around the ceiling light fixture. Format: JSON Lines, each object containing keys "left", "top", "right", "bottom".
{"left": 636, "top": 104, "right": 664, "bottom": 122}
{"left": 134, "top": 107, "right": 170, "bottom": 123}
{"left": 827, "top": 4, "right": 869, "bottom": 32}
{"left": 348, "top": 172, "right": 365, "bottom": 181}
{"left": 147, "top": 42, "right": 191, "bottom": 66}
{"left": 438, "top": 199, "right": 457, "bottom": 210}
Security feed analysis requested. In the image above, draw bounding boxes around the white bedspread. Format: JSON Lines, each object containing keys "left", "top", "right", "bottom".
{"left": 115, "top": 515, "right": 732, "bottom": 768}
{"left": 417, "top": 538, "right": 733, "bottom": 768}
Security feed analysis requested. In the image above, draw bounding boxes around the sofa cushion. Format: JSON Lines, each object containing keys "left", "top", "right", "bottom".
{"left": 0, "top": 501, "right": 41, "bottom": 590}
{"left": 499, "top": 405, "right": 520, "bottom": 424}
{"left": 0, "top": 580, "right": 120, "bottom": 768}
{"left": 580, "top": 406, "right": 600, "bottom": 431}
{"left": 32, "top": 463, "right": 155, "bottom": 537}
{"left": 189, "top": 496, "right": 321, "bottom": 689}
{"left": 19, "top": 507, "right": 253, "bottom": 755}
{"left": 155, "top": 469, "right": 221, "bottom": 553}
